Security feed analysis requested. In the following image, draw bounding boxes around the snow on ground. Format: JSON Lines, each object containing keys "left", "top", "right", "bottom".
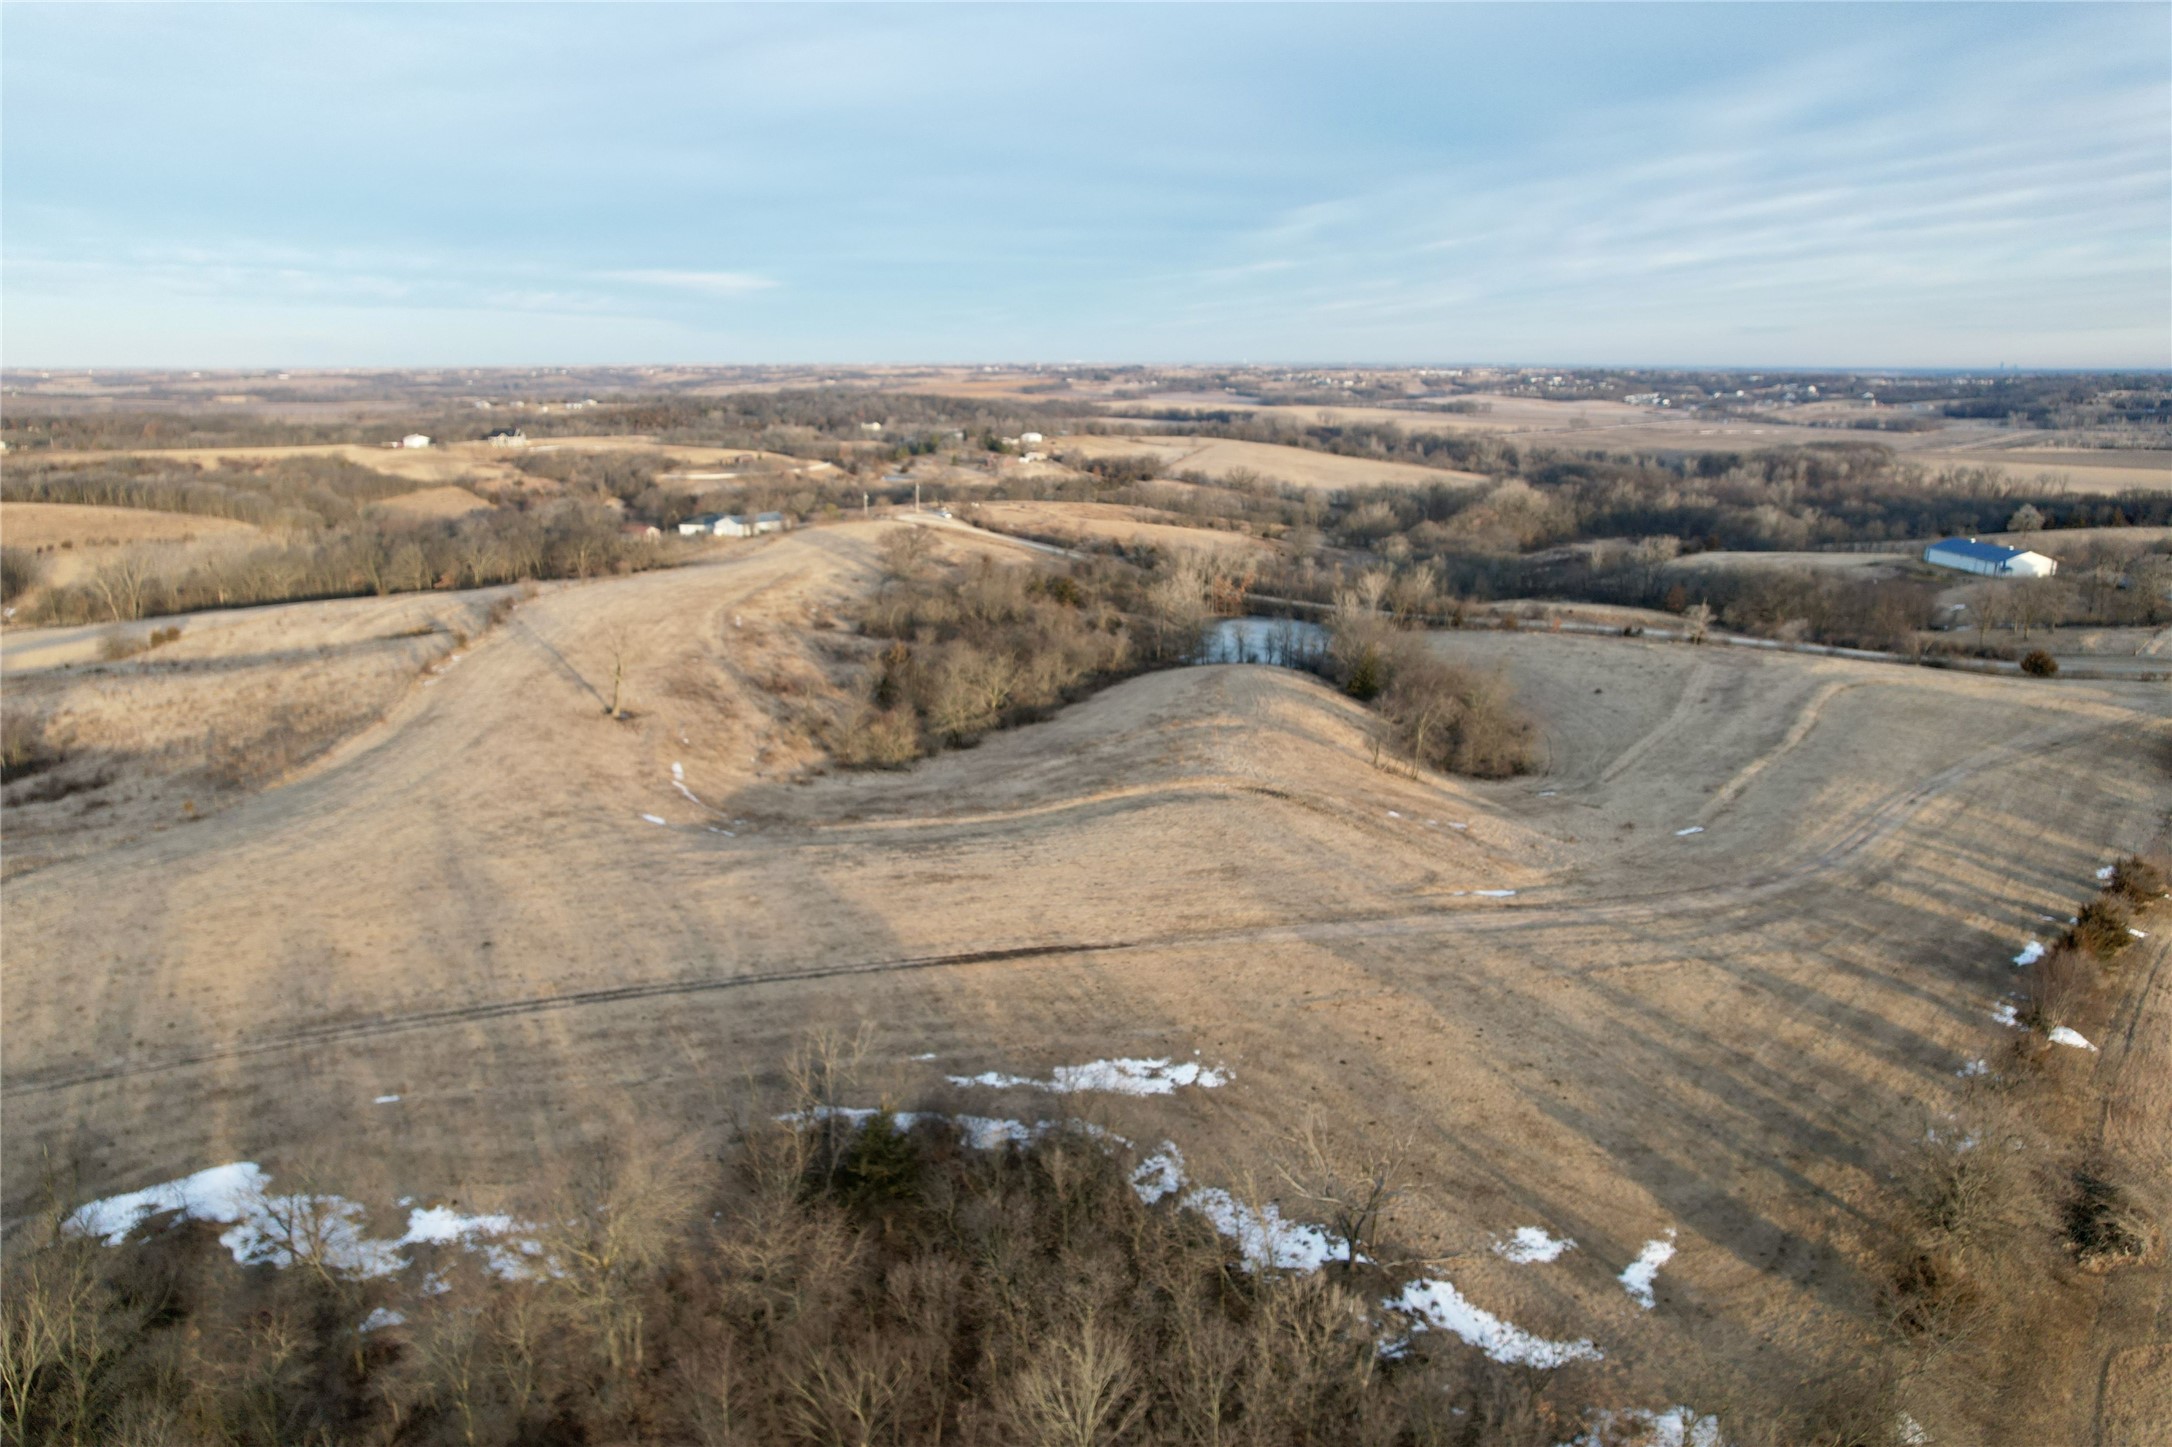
{"left": 1390, "top": 1277, "right": 1601, "bottom": 1369}
{"left": 640, "top": 813, "right": 667, "bottom": 826}
{"left": 2048, "top": 1026, "right": 2098, "bottom": 1051}
{"left": 1476, "top": 889, "right": 1518, "bottom": 898}
{"left": 1557, "top": 1405, "right": 1722, "bottom": 1447}
{"left": 948, "top": 1057, "right": 1229, "bottom": 1096}
{"left": 1991, "top": 1001, "right": 2021, "bottom": 1028}
{"left": 2133, "top": 928, "right": 2150, "bottom": 939}
{"left": 1495, "top": 1226, "right": 1577, "bottom": 1264}
{"left": 1130, "top": 1143, "right": 1186, "bottom": 1205}
{"left": 1619, "top": 1230, "right": 1677, "bottom": 1309}
{"left": 360, "top": 1307, "right": 406, "bottom": 1333}
{"left": 65, "top": 1163, "right": 541, "bottom": 1280}
{"left": 1674, "top": 826, "right": 1704, "bottom": 837}
{"left": 670, "top": 761, "right": 705, "bottom": 806}
{"left": 1182, "top": 1187, "right": 1348, "bottom": 1272}
{"left": 2097, "top": 865, "right": 2117, "bottom": 880}
{"left": 374, "top": 1094, "right": 401, "bottom": 1104}
{"left": 1957, "top": 1059, "right": 1989, "bottom": 1078}
{"left": 2013, "top": 941, "right": 2045, "bottom": 967}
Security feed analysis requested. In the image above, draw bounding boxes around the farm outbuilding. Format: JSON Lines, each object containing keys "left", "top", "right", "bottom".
{"left": 677, "top": 513, "right": 723, "bottom": 537}
{"left": 1923, "top": 537, "right": 2057, "bottom": 578}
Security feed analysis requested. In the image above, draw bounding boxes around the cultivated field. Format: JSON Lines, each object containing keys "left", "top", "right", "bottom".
{"left": 0, "top": 501, "right": 263, "bottom": 587}
{"left": 1063, "top": 432, "right": 1491, "bottom": 489}
{"left": 966, "top": 500, "right": 1276, "bottom": 556}
{"left": 3, "top": 522, "right": 2166, "bottom": 1440}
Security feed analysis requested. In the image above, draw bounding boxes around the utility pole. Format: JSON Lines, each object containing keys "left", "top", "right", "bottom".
{"left": 863, "top": 491, "right": 870, "bottom": 519}
{"left": 914, "top": 481, "right": 921, "bottom": 513}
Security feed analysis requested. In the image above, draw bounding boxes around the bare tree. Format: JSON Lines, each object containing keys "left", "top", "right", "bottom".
{"left": 1275, "top": 1113, "right": 1408, "bottom": 1271}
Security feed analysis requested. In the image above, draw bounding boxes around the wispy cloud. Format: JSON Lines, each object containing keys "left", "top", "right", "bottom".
{"left": 601, "top": 269, "right": 779, "bottom": 297}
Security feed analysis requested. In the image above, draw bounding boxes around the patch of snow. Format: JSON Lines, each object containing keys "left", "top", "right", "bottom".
{"left": 2048, "top": 1026, "right": 2097, "bottom": 1051}
{"left": 1448, "top": 821, "right": 1468, "bottom": 830}
{"left": 1895, "top": 1412, "right": 1930, "bottom": 1445}
{"left": 947, "top": 1057, "right": 1228, "bottom": 1096}
{"left": 1957, "top": 1059, "right": 1989, "bottom": 1078}
{"left": 1475, "top": 889, "right": 1518, "bottom": 898}
{"left": 1387, "top": 810, "right": 1403, "bottom": 818}
{"left": 401, "top": 1206, "right": 518, "bottom": 1246}
{"left": 672, "top": 761, "right": 684, "bottom": 780}
{"left": 1390, "top": 1277, "right": 1598, "bottom": 1364}
{"left": 1991, "top": 1001, "right": 2021, "bottom": 1028}
{"left": 360, "top": 1307, "right": 406, "bottom": 1333}
{"left": 1557, "top": 1406, "right": 1722, "bottom": 1447}
{"left": 640, "top": 813, "right": 668, "bottom": 826}
{"left": 65, "top": 1164, "right": 539, "bottom": 1281}
{"left": 66, "top": 1163, "right": 273, "bottom": 1247}
{"left": 1538, "top": 790, "right": 1559, "bottom": 797}
{"left": 2013, "top": 941, "right": 2045, "bottom": 967}
{"left": 2097, "top": 865, "right": 2117, "bottom": 881}
{"left": 1183, "top": 1187, "right": 1347, "bottom": 1272}
{"left": 779, "top": 1105, "right": 1122, "bottom": 1154}
{"left": 374, "top": 1094, "right": 402, "bottom": 1104}
{"left": 422, "top": 1271, "right": 451, "bottom": 1296}
{"left": 1131, "top": 1143, "right": 1186, "bottom": 1205}
{"left": 1674, "top": 826, "right": 1704, "bottom": 837}
{"left": 1391, "top": 1277, "right": 1601, "bottom": 1368}
{"left": 1494, "top": 1226, "right": 1576, "bottom": 1264}
{"left": 2132, "top": 928, "right": 2149, "bottom": 939}
{"left": 910, "top": 1052, "right": 939, "bottom": 1061}
{"left": 1619, "top": 1230, "right": 1677, "bottom": 1309}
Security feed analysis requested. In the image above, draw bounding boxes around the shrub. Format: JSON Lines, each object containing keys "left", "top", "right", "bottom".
{"left": 2105, "top": 854, "right": 2167, "bottom": 906}
{"left": 2021, "top": 945, "right": 2092, "bottom": 1033}
{"left": 2, "top": 709, "right": 59, "bottom": 784}
{"left": 2019, "top": 649, "right": 2059, "bottom": 677}
{"left": 2066, "top": 1167, "right": 2157, "bottom": 1273}
{"left": 0, "top": 545, "right": 46, "bottom": 604}
{"left": 2066, "top": 897, "right": 2135, "bottom": 959}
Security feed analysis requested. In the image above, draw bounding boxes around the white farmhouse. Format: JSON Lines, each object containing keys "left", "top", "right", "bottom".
{"left": 678, "top": 513, "right": 724, "bottom": 536}
{"left": 1018, "top": 431, "right": 1044, "bottom": 445}
{"left": 1923, "top": 537, "right": 2057, "bottom": 578}
{"left": 399, "top": 434, "right": 432, "bottom": 449}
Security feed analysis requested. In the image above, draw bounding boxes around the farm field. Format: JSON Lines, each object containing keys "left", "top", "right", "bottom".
{"left": 1062, "top": 432, "right": 1491, "bottom": 489}
{"left": 3, "top": 522, "right": 2167, "bottom": 1441}
{"left": 1107, "top": 398, "right": 2172, "bottom": 493}
{"left": 0, "top": 500, "right": 265, "bottom": 587}
{"left": 965, "top": 500, "right": 1275, "bottom": 556}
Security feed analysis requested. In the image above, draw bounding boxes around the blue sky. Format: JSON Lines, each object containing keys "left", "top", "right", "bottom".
{"left": 4, "top": 3, "right": 2166, "bottom": 368}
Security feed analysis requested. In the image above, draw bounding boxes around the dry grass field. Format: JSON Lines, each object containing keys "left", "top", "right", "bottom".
{"left": 1110, "top": 398, "right": 2172, "bottom": 494}
{"left": 0, "top": 501, "right": 264, "bottom": 587}
{"left": 370, "top": 484, "right": 495, "bottom": 519}
{"left": 967, "top": 499, "right": 1276, "bottom": 556}
{"left": 1064, "top": 432, "right": 1490, "bottom": 489}
{"left": 3, "top": 521, "right": 2167, "bottom": 1440}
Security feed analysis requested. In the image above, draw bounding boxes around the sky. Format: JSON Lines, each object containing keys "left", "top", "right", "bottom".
{"left": 3, "top": 2, "right": 2167, "bottom": 369}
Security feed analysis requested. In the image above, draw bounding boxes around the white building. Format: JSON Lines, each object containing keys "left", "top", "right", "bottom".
{"left": 1923, "top": 537, "right": 2058, "bottom": 578}
{"left": 753, "top": 511, "right": 786, "bottom": 534}
{"left": 715, "top": 515, "right": 756, "bottom": 538}
{"left": 678, "top": 513, "right": 724, "bottom": 536}
{"left": 1018, "top": 431, "right": 1044, "bottom": 445}
{"left": 399, "top": 434, "right": 432, "bottom": 449}
{"left": 483, "top": 428, "right": 526, "bottom": 448}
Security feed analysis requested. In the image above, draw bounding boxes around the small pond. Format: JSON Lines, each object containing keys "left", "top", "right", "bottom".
{"left": 1194, "top": 616, "right": 1329, "bottom": 668}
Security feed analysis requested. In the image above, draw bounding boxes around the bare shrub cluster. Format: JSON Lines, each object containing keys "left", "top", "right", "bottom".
{"left": 3, "top": 1114, "right": 1560, "bottom": 1446}
{"left": 835, "top": 550, "right": 1169, "bottom": 765}
{"left": 1325, "top": 590, "right": 1535, "bottom": 779}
